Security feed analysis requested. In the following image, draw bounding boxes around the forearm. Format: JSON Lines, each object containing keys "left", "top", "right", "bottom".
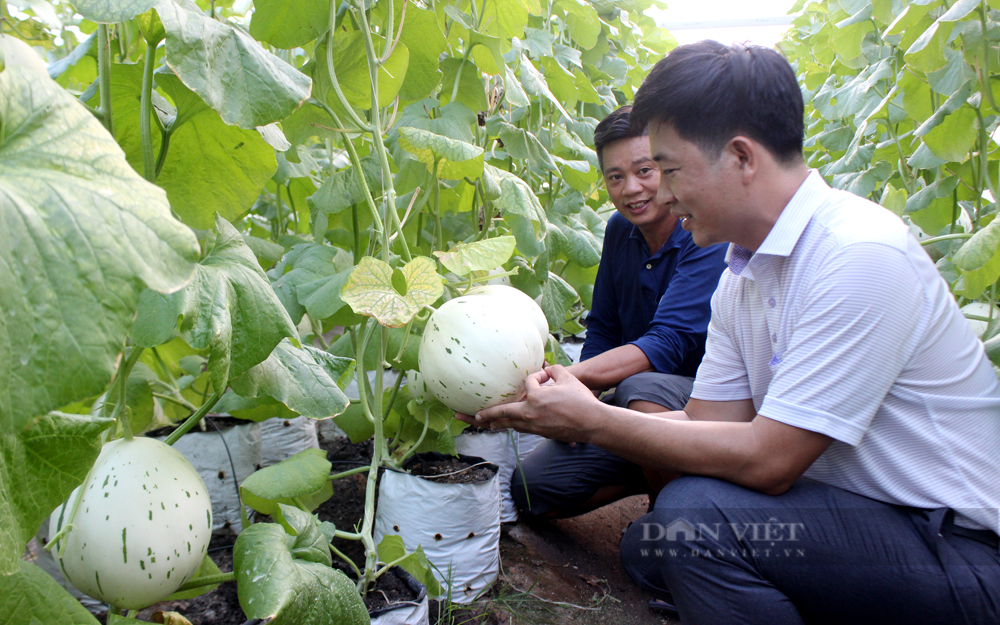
{"left": 568, "top": 344, "right": 652, "bottom": 390}
{"left": 585, "top": 408, "right": 774, "bottom": 492}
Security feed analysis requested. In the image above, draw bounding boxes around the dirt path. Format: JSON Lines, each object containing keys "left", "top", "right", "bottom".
{"left": 494, "top": 497, "right": 678, "bottom": 625}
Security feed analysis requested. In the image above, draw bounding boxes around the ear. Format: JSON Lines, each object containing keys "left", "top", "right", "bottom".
{"left": 727, "top": 136, "right": 758, "bottom": 185}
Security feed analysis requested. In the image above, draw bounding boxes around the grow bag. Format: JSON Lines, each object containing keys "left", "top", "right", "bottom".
{"left": 151, "top": 417, "right": 261, "bottom": 534}
{"left": 259, "top": 415, "right": 320, "bottom": 466}
{"left": 368, "top": 566, "right": 430, "bottom": 625}
{"left": 374, "top": 453, "right": 500, "bottom": 604}
{"left": 455, "top": 429, "right": 518, "bottom": 522}
{"left": 515, "top": 432, "right": 547, "bottom": 463}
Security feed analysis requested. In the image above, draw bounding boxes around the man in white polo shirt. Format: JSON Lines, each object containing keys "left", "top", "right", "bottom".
{"left": 462, "top": 41, "right": 1000, "bottom": 624}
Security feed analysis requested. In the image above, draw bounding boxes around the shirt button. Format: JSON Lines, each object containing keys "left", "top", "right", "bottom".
{"left": 768, "top": 297, "right": 776, "bottom": 308}
{"left": 772, "top": 333, "right": 778, "bottom": 343}
{"left": 645, "top": 263, "right": 652, "bottom": 270}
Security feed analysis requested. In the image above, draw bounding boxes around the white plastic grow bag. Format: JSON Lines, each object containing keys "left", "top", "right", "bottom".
{"left": 259, "top": 415, "right": 319, "bottom": 466}
{"left": 455, "top": 430, "right": 518, "bottom": 522}
{"left": 368, "top": 567, "right": 430, "bottom": 625}
{"left": 515, "top": 432, "right": 547, "bottom": 463}
{"left": 155, "top": 419, "right": 262, "bottom": 534}
{"left": 374, "top": 454, "right": 500, "bottom": 604}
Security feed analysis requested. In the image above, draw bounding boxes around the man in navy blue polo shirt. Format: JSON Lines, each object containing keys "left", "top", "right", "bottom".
{"left": 512, "top": 106, "right": 728, "bottom": 520}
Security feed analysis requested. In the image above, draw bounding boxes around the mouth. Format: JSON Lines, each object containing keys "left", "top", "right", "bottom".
{"left": 625, "top": 200, "right": 651, "bottom": 214}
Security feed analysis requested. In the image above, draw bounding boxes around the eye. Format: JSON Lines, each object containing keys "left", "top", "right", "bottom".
{"left": 661, "top": 168, "right": 678, "bottom": 176}
{"left": 638, "top": 167, "right": 654, "bottom": 175}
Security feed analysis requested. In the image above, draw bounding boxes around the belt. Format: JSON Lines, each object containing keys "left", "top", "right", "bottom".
{"left": 952, "top": 525, "right": 1000, "bottom": 549}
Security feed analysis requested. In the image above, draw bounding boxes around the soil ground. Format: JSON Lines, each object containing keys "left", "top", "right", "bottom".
{"left": 48, "top": 435, "right": 676, "bottom": 624}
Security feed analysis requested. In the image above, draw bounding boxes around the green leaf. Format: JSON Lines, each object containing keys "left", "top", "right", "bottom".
{"left": 164, "top": 554, "right": 223, "bottom": 600}
{"left": 0, "top": 36, "right": 198, "bottom": 431}
{"left": 480, "top": 0, "right": 531, "bottom": 40}
{"left": 376, "top": 534, "right": 443, "bottom": 596}
{"left": 469, "top": 31, "right": 508, "bottom": 76}
{"left": 540, "top": 272, "right": 578, "bottom": 328}
{"left": 230, "top": 338, "right": 354, "bottom": 419}
{"left": 503, "top": 65, "right": 531, "bottom": 107}
{"left": 0, "top": 561, "right": 101, "bottom": 624}
{"left": 156, "top": 0, "right": 312, "bottom": 128}
{"left": 274, "top": 504, "right": 332, "bottom": 564}
{"left": 332, "top": 402, "right": 374, "bottom": 443}
{"left": 905, "top": 176, "right": 960, "bottom": 214}
{"left": 72, "top": 0, "right": 157, "bottom": 23}
{"left": 484, "top": 164, "right": 548, "bottom": 256}
{"left": 904, "top": 20, "right": 955, "bottom": 73}
{"left": 341, "top": 256, "right": 445, "bottom": 327}
{"left": 315, "top": 32, "right": 409, "bottom": 110}
{"left": 880, "top": 184, "right": 908, "bottom": 217}
{"left": 923, "top": 106, "right": 978, "bottom": 163}
{"left": 172, "top": 216, "right": 300, "bottom": 391}
{"left": 939, "top": 0, "right": 982, "bottom": 22}
{"left": 557, "top": 0, "right": 600, "bottom": 49}
{"left": 519, "top": 55, "right": 571, "bottom": 119}
{"left": 154, "top": 70, "right": 278, "bottom": 229}
{"left": 433, "top": 236, "right": 517, "bottom": 275}
{"left": 497, "top": 122, "right": 558, "bottom": 171}
{"left": 550, "top": 211, "right": 602, "bottom": 267}
{"left": 234, "top": 523, "right": 368, "bottom": 625}
{"left": 0, "top": 413, "right": 114, "bottom": 574}
{"left": 830, "top": 18, "right": 873, "bottom": 60}
{"left": 398, "top": 5, "right": 447, "bottom": 100}
{"left": 249, "top": 0, "right": 329, "bottom": 49}
{"left": 440, "top": 57, "right": 488, "bottom": 113}
{"left": 240, "top": 448, "right": 333, "bottom": 516}
{"left": 398, "top": 126, "right": 485, "bottom": 180}
{"left": 954, "top": 216, "right": 1000, "bottom": 271}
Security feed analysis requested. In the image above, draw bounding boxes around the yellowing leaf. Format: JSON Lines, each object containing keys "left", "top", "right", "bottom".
{"left": 341, "top": 256, "right": 444, "bottom": 327}
{"left": 434, "top": 236, "right": 517, "bottom": 275}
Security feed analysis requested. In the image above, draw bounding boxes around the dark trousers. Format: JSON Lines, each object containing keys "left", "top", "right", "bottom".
{"left": 620, "top": 476, "right": 1000, "bottom": 625}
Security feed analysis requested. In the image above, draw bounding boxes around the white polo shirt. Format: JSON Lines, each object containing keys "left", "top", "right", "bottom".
{"left": 691, "top": 170, "right": 1000, "bottom": 533}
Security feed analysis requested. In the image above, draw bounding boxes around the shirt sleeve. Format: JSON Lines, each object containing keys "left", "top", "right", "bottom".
{"left": 630, "top": 240, "right": 728, "bottom": 374}
{"left": 758, "top": 243, "right": 926, "bottom": 445}
{"left": 581, "top": 219, "right": 624, "bottom": 362}
{"left": 690, "top": 276, "right": 755, "bottom": 402}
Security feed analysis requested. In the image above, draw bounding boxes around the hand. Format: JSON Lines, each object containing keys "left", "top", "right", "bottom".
{"left": 457, "top": 365, "right": 606, "bottom": 442}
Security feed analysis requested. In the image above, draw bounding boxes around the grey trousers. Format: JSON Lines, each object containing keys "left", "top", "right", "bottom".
{"left": 511, "top": 373, "right": 693, "bottom": 517}
{"left": 620, "top": 476, "right": 1000, "bottom": 625}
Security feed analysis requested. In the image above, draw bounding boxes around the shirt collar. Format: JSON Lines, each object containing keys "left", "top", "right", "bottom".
{"left": 627, "top": 219, "right": 686, "bottom": 257}
{"left": 726, "top": 170, "right": 828, "bottom": 275}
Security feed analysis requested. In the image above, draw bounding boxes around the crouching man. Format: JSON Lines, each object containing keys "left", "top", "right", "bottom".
{"left": 512, "top": 105, "right": 727, "bottom": 520}
{"left": 468, "top": 41, "right": 1000, "bottom": 625}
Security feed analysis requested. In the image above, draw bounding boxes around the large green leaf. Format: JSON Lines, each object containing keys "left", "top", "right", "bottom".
{"left": 269, "top": 243, "right": 352, "bottom": 322}
{"left": 398, "top": 126, "right": 484, "bottom": 180}
{"left": 156, "top": 0, "right": 312, "bottom": 128}
{"left": 314, "top": 32, "right": 409, "bottom": 110}
{"left": 904, "top": 20, "right": 954, "bottom": 73}
{"left": 923, "top": 106, "right": 978, "bottom": 163}
{"left": 341, "top": 256, "right": 445, "bottom": 327}
{"left": 71, "top": 0, "right": 157, "bottom": 23}
{"left": 557, "top": 0, "right": 600, "bottom": 49}
{"left": 156, "top": 70, "right": 277, "bottom": 228}
{"left": 0, "top": 561, "right": 101, "bottom": 624}
{"left": 540, "top": 272, "right": 578, "bottom": 328}
{"left": 233, "top": 522, "right": 368, "bottom": 625}
{"left": 433, "top": 236, "right": 516, "bottom": 275}
{"left": 0, "top": 413, "right": 114, "bottom": 574}
{"left": 239, "top": 448, "right": 333, "bottom": 516}
{"left": 497, "top": 122, "right": 558, "bottom": 171}
{"left": 250, "top": 0, "right": 329, "bottom": 49}
{"left": 397, "top": 3, "right": 447, "bottom": 100}
{"left": 154, "top": 216, "right": 300, "bottom": 391}
{"left": 230, "top": 338, "right": 354, "bottom": 419}
{"left": 0, "top": 36, "right": 198, "bottom": 432}
{"left": 440, "top": 57, "right": 488, "bottom": 113}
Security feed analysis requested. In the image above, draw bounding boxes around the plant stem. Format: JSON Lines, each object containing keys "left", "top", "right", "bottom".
{"left": 139, "top": 42, "right": 159, "bottom": 181}
{"left": 97, "top": 24, "right": 115, "bottom": 136}
{"left": 329, "top": 465, "right": 370, "bottom": 481}
{"left": 164, "top": 392, "right": 223, "bottom": 446}
{"left": 330, "top": 542, "right": 362, "bottom": 579}
{"left": 325, "top": 0, "right": 373, "bottom": 131}
{"left": 175, "top": 572, "right": 236, "bottom": 592}
{"left": 111, "top": 346, "right": 145, "bottom": 441}
{"left": 921, "top": 232, "right": 974, "bottom": 245}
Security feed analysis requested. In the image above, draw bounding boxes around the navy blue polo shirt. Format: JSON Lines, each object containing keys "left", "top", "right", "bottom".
{"left": 581, "top": 212, "right": 728, "bottom": 378}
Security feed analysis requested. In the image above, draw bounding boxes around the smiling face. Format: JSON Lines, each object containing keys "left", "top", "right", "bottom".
{"left": 648, "top": 122, "right": 738, "bottom": 248}
{"left": 601, "top": 135, "right": 677, "bottom": 249}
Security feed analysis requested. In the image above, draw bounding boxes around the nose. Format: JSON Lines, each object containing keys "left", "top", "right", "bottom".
{"left": 622, "top": 173, "right": 645, "bottom": 197}
{"left": 657, "top": 176, "right": 675, "bottom": 205}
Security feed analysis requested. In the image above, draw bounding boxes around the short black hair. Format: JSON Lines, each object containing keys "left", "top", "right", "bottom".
{"left": 594, "top": 105, "right": 645, "bottom": 172}
{"left": 631, "top": 41, "right": 803, "bottom": 163}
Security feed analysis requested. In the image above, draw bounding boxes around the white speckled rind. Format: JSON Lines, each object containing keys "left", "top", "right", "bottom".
{"left": 49, "top": 437, "right": 213, "bottom": 610}
{"left": 419, "top": 294, "right": 545, "bottom": 415}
